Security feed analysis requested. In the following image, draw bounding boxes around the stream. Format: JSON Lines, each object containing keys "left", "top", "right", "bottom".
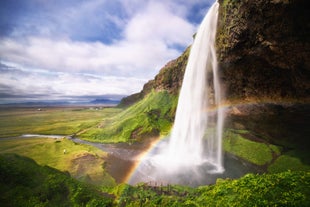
{"left": 5, "top": 134, "right": 261, "bottom": 186}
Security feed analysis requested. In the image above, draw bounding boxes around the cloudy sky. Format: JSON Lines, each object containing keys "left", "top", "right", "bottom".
{"left": 0, "top": 0, "right": 214, "bottom": 104}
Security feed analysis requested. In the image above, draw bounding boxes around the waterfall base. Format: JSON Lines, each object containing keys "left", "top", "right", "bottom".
{"left": 128, "top": 138, "right": 259, "bottom": 187}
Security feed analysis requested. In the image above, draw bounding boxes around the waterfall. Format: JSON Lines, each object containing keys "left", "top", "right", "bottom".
{"left": 167, "top": 1, "right": 224, "bottom": 172}
{"left": 129, "top": 1, "right": 225, "bottom": 186}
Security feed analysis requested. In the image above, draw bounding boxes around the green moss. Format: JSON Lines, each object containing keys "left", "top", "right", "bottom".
{"left": 0, "top": 153, "right": 113, "bottom": 207}
{"left": 269, "top": 144, "right": 282, "bottom": 156}
{"left": 80, "top": 91, "right": 178, "bottom": 143}
{"left": 268, "top": 152, "right": 310, "bottom": 173}
{"left": 223, "top": 130, "right": 275, "bottom": 165}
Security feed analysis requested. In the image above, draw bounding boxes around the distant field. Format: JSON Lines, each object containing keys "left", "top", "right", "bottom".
{"left": 0, "top": 106, "right": 122, "bottom": 138}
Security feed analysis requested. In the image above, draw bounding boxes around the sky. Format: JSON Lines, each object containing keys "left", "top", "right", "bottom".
{"left": 0, "top": 0, "right": 214, "bottom": 104}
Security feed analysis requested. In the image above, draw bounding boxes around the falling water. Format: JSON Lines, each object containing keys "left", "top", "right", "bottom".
{"left": 129, "top": 1, "right": 225, "bottom": 186}
{"left": 166, "top": 1, "right": 224, "bottom": 172}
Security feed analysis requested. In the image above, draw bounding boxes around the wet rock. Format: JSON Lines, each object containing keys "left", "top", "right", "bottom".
{"left": 217, "top": 0, "right": 310, "bottom": 102}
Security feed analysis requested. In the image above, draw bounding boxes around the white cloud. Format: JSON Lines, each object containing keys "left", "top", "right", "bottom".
{"left": 0, "top": 62, "right": 146, "bottom": 100}
{"left": 0, "top": 0, "right": 212, "bottom": 100}
{"left": 124, "top": 1, "right": 195, "bottom": 46}
{"left": 0, "top": 1, "right": 196, "bottom": 78}
{"left": 0, "top": 36, "right": 183, "bottom": 78}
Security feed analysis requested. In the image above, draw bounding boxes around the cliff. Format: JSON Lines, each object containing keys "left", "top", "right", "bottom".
{"left": 119, "top": 47, "right": 190, "bottom": 106}
{"left": 120, "top": 0, "right": 309, "bottom": 106}
{"left": 114, "top": 0, "right": 310, "bottom": 163}
{"left": 217, "top": 0, "right": 310, "bottom": 102}
{"left": 77, "top": 1, "right": 310, "bottom": 174}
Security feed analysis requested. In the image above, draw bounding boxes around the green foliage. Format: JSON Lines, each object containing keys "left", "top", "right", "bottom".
{"left": 195, "top": 171, "right": 310, "bottom": 207}
{"left": 115, "top": 171, "right": 310, "bottom": 207}
{"left": 81, "top": 91, "right": 178, "bottom": 143}
{"left": 0, "top": 138, "right": 115, "bottom": 187}
{"left": 1, "top": 154, "right": 309, "bottom": 207}
{"left": 115, "top": 183, "right": 196, "bottom": 207}
{"left": 268, "top": 151, "right": 310, "bottom": 173}
{"left": 0, "top": 153, "right": 113, "bottom": 207}
{"left": 223, "top": 129, "right": 281, "bottom": 165}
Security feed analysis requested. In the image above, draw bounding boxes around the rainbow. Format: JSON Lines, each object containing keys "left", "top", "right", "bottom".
{"left": 122, "top": 137, "right": 163, "bottom": 184}
{"left": 123, "top": 99, "right": 308, "bottom": 185}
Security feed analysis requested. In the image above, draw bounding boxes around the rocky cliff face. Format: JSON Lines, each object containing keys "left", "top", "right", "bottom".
{"left": 119, "top": 47, "right": 189, "bottom": 106}
{"left": 121, "top": 0, "right": 309, "bottom": 106}
{"left": 217, "top": 0, "right": 310, "bottom": 102}
{"left": 117, "top": 0, "right": 310, "bottom": 164}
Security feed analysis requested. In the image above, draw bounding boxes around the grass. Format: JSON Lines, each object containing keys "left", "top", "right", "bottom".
{"left": 0, "top": 153, "right": 114, "bottom": 207}
{"left": 113, "top": 171, "right": 310, "bottom": 206}
{"left": 194, "top": 171, "right": 310, "bottom": 207}
{"left": 223, "top": 129, "right": 281, "bottom": 165}
{"left": 1, "top": 153, "right": 309, "bottom": 206}
{"left": 0, "top": 107, "right": 122, "bottom": 138}
{"left": 268, "top": 150, "right": 310, "bottom": 173}
{"left": 0, "top": 138, "right": 115, "bottom": 187}
{"left": 80, "top": 91, "right": 178, "bottom": 143}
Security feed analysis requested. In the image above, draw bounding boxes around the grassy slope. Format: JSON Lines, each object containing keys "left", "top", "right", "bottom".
{"left": 0, "top": 153, "right": 113, "bottom": 207}
{"left": 80, "top": 91, "right": 178, "bottom": 143}
{"left": 0, "top": 138, "right": 115, "bottom": 187}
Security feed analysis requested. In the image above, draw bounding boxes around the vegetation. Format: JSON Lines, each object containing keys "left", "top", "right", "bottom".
{"left": 223, "top": 129, "right": 281, "bottom": 165}
{"left": 0, "top": 138, "right": 115, "bottom": 187}
{"left": 113, "top": 171, "right": 310, "bottom": 206}
{"left": 0, "top": 153, "right": 114, "bottom": 207}
{"left": 194, "top": 171, "right": 310, "bottom": 207}
{"left": 268, "top": 150, "right": 310, "bottom": 173}
{"left": 80, "top": 91, "right": 178, "bottom": 143}
{"left": 1, "top": 153, "right": 309, "bottom": 206}
{"left": 0, "top": 103, "right": 309, "bottom": 206}
{"left": 0, "top": 107, "right": 121, "bottom": 138}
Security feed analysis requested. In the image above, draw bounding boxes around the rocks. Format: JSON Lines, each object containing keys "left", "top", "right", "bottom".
{"left": 119, "top": 47, "right": 189, "bottom": 106}
{"left": 217, "top": 0, "right": 310, "bottom": 102}
{"left": 121, "top": 0, "right": 309, "bottom": 106}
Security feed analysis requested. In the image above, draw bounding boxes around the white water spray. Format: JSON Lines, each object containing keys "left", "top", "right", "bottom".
{"left": 129, "top": 1, "right": 225, "bottom": 186}
{"left": 166, "top": 1, "right": 224, "bottom": 172}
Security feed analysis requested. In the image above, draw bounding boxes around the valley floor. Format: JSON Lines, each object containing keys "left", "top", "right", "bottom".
{"left": 0, "top": 104, "right": 309, "bottom": 206}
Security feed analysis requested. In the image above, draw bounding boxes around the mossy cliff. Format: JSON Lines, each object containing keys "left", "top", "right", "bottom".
{"left": 119, "top": 47, "right": 190, "bottom": 107}
{"left": 114, "top": 0, "right": 310, "bottom": 169}
{"left": 119, "top": 0, "right": 309, "bottom": 134}
{"left": 121, "top": 0, "right": 310, "bottom": 106}
{"left": 216, "top": 0, "right": 310, "bottom": 166}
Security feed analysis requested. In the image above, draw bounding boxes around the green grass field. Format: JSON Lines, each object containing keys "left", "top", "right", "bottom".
{"left": 0, "top": 106, "right": 124, "bottom": 186}
{"left": 0, "top": 137, "right": 116, "bottom": 187}
{"left": 0, "top": 106, "right": 122, "bottom": 138}
{"left": 0, "top": 102, "right": 309, "bottom": 206}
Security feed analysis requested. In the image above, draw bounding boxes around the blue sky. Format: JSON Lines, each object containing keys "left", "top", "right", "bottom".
{"left": 0, "top": 0, "right": 214, "bottom": 103}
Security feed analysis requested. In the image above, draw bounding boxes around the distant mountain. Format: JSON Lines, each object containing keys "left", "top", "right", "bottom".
{"left": 0, "top": 99, "right": 120, "bottom": 107}
{"left": 90, "top": 98, "right": 120, "bottom": 104}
